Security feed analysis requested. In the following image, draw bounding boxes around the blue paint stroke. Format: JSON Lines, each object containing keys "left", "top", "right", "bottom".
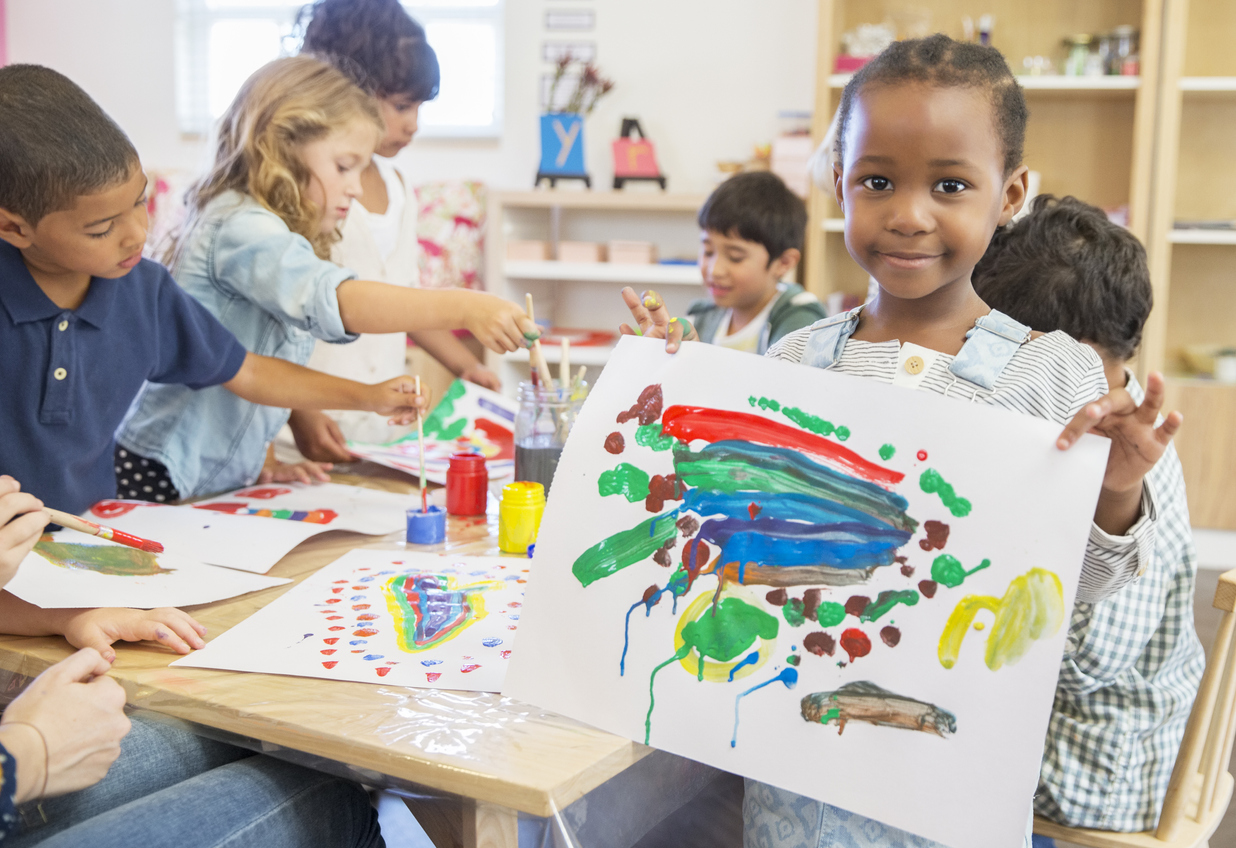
{"left": 729, "top": 650, "right": 760, "bottom": 682}
{"left": 731, "top": 667, "right": 798, "bottom": 747}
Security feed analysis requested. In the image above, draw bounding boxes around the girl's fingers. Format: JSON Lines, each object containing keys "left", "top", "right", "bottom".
{"left": 0, "top": 493, "right": 45, "bottom": 533}
{"left": 1158, "top": 410, "right": 1184, "bottom": 443}
{"left": 159, "top": 613, "right": 206, "bottom": 651}
{"left": 640, "top": 290, "right": 672, "bottom": 334}
{"left": 141, "top": 620, "right": 193, "bottom": 654}
{"left": 665, "top": 318, "right": 685, "bottom": 353}
{"left": 617, "top": 322, "right": 642, "bottom": 337}
{"left": 620, "top": 287, "right": 655, "bottom": 333}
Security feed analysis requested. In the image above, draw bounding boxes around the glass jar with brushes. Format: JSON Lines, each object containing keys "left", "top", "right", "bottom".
{"left": 513, "top": 378, "right": 589, "bottom": 497}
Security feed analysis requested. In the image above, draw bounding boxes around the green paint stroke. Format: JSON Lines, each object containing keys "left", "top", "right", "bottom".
{"left": 634, "top": 423, "right": 676, "bottom": 452}
{"left": 879, "top": 444, "right": 896, "bottom": 461}
{"left": 598, "top": 463, "right": 651, "bottom": 502}
{"left": 421, "top": 379, "right": 467, "bottom": 438}
{"left": 931, "top": 555, "right": 991, "bottom": 589}
{"left": 920, "top": 469, "right": 972, "bottom": 517}
{"left": 816, "top": 601, "right": 846, "bottom": 627}
{"left": 782, "top": 597, "right": 806, "bottom": 627}
{"left": 36, "top": 539, "right": 172, "bottom": 576}
{"left": 859, "top": 589, "right": 919, "bottom": 622}
{"left": 573, "top": 511, "right": 678, "bottom": 587}
{"left": 781, "top": 406, "right": 835, "bottom": 437}
{"left": 819, "top": 707, "right": 841, "bottom": 725}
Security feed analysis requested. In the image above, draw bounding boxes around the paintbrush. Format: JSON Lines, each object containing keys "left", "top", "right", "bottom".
{"left": 524, "top": 293, "right": 556, "bottom": 390}
{"left": 415, "top": 375, "right": 427, "bottom": 513}
{"left": 558, "top": 337, "right": 570, "bottom": 399}
{"left": 45, "top": 508, "right": 164, "bottom": 553}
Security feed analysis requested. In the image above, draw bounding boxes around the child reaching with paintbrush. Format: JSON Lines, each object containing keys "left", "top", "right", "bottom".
{"left": 117, "top": 55, "right": 538, "bottom": 501}
{"left": 622, "top": 35, "right": 1180, "bottom": 848}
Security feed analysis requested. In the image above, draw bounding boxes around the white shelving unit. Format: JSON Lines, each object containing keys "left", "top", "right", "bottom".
{"left": 827, "top": 73, "right": 1140, "bottom": 91}
{"left": 504, "top": 261, "right": 701, "bottom": 285}
{"left": 1168, "top": 229, "right": 1236, "bottom": 245}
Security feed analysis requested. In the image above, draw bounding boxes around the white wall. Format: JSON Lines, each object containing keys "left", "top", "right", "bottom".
{"left": 5, "top": 0, "right": 817, "bottom": 194}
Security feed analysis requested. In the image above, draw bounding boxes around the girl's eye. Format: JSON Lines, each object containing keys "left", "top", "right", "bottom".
{"left": 87, "top": 224, "right": 114, "bottom": 239}
{"left": 935, "top": 179, "right": 967, "bottom": 194}
{"left": 861, "top": 176, "right": 891, "bottom": 191}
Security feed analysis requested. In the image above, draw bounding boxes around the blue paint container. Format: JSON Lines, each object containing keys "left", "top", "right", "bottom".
{"left": 406, "top": 506, "right": 446, "bottom": 544}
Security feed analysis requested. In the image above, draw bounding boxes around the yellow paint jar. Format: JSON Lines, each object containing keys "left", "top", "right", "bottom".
{"left": 498, "top": 481, "right": 545, "bottom": 555}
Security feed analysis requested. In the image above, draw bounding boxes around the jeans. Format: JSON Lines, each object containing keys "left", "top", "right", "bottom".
{"left": 9, "top": 713, "right": 383, "bottom": 848}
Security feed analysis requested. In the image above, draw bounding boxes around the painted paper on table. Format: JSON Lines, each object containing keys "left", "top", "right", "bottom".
{"left": 348, "top": 379, "right": 517, "bottom": 485}
{"left": 173, "top": 551, "right": 527, "bottom": 692}
{"left": 8, "top": 529, "right": 290, "bottom": 609}
{"left": 194, "top": 482, "right": 411, "bottom": 536}
{"left": 503, "top": 337, "right": 1110, "bottom": 848}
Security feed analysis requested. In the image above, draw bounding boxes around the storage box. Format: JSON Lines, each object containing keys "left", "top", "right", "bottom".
{"left": 557, "top": 241, "right": 607, "bottom": 262}
{"left": 607, "top": 240, "right": 657, "bottom": 264}
{"left": 506, "top": 240, "right": 550, "bottom": 261}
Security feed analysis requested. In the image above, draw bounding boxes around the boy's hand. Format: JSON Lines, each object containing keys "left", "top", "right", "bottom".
{"left": 463, "top": 292, "right": 541, "bottom": 354}
{"left": 619, "top": 287, "right": 698, "bottom": 353}
{"left": 459, "top": 362, "right": 503, "bottom": 392}
{"left": 259, "top": 458, "right": 333, "bottom": 485}
{"left": 0, "top": 476, "right": 48, "bottom": 586}
{"left": 287, "top": 410, "right": 353, "bottom": 463}
{"left": 367, "top": 375, "right": 427, "bottom": 425}
{"left": 59, "top": 607, "right": 207, "bottom": 662}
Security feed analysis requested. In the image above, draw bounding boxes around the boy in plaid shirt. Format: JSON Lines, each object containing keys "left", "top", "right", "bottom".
{"left": 974, "top": 194, "right": 1205, "bottom": 835}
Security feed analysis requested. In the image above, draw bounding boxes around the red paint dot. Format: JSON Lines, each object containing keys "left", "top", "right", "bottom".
{"left": 320, "top": 649, "right": 336, "bottom": 655}
{"left": 839, "top": 628, "right": 871, "bottom": 663}
{"left": 460, "top": 664, "right": 481, "bottom": 673}
{"left": 331, "top": 588, "right": 343, "bottom": 594}
{"left": 333, "top": 579, "right": 349, "bottom": 584}
{"left": 500, "top": 651, "right": 512, "bottom": 659}
{"left": 326, "top": 616, "right": 343, "bottom": 621}
{"left": 328, "top": 626, "right": 345, "bottom": 632}
{"left": 354, "top": 628, "right": 378, "bottom": 637}
{"left": 916, "top": 450, "right": 928, "bottom": 461}
{"left": 325, "top": 598, "right": 341, "bottom": 604}
{"left": 323, "top": 637, "right": 339, "bottom": 645}
{"left": 376, "top": 667, "right": 392, "bottom": 677}
{"left": 322, "top": 661, "right": 338, "bottom": 669}
{"left": 426, "top": 672, "right": 441, "bottom": 682}
{"left": 352, "top": 604, "right": 370, "bottom": 611}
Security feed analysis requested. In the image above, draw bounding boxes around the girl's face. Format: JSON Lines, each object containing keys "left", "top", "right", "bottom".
{"left": 375, "top": 94, "right": 422, "bottom": 158}
{"left": 302, "top": 118, "right": 379, "bottom": 235}
{"left": 833, "top": 83, "right": 1027, "bottom": 302}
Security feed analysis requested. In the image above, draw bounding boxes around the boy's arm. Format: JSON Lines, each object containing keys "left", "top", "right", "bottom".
{"left": 335, "top": 281, "right": 538, "bottom": 355}
{"left": 223, "top": 353, "right": 422, "bottom": 421}
{"left": 409, "top": 329, "right": 502, "bottom": 391}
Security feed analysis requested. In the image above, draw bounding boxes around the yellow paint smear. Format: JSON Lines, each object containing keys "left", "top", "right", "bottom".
{"left": 937, "top": 568, "right": 1064, "bottom": 671}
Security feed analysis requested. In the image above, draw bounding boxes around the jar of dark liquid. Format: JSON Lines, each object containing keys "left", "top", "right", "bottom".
{"left": 513, "top": 380, "right": 588, "bottom": 497}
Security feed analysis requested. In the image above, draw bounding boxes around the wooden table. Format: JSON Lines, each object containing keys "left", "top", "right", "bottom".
{"left": 0, "top": 465, "right": 720, "bottom": 848}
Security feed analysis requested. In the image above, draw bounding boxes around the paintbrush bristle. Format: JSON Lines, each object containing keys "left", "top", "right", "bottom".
{"left": 139, "top": 540, "right": 165, "bottom": 553}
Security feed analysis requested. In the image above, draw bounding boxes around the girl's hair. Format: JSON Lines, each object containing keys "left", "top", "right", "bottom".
{"left": 297, "top": 0, "right": 440, "bottom": 101}
{"left": 170, "top": 55, "right": 382, "bottom": 264}
{"left": 836, "top": 34, "right": 1028, "bottom": 176}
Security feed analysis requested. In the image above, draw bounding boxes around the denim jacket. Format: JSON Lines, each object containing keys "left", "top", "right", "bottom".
{"left": 119, "top": 191, "right": 358, "bottom": 497}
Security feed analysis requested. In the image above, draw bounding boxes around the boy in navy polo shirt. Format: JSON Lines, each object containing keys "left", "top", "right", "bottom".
{"left": 0, "top": 64, "right": 422, "bottom": 659}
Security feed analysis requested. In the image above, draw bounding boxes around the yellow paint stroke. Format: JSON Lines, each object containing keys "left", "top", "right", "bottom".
{"left": 937, "top": 568, "right": 1064, "bottom": 671}
{"left": 673, "top": 588, "right": 775, "bottom": 682}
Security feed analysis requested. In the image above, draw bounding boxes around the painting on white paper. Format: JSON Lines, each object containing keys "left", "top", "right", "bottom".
{"left": 173, "top": 551, "right": 527, "bottom": 692}
{"left": 8, "top": 529, "right": 289, "bottom": 608}
{"left": 503, "top": 338, "right": 1110, "bottom": 848}
{"left": 348, "top": 379, "right": 516, "bottom": 485}
{"left": 193, "top": 482, "right": 412, "bottom": 536}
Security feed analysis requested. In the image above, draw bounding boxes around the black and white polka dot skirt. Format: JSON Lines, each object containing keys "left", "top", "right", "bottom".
{"left": 115, "top": 446, "right": 181, "bottom": 503}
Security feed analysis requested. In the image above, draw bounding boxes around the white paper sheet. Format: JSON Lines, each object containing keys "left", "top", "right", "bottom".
{"left": 173, "top": 551, "right": 527, "bottom": 692}
{"left": 8, "top": 529, "right": 289, "bottom": 609}
{"left": 503, "top": 337, "right": 1110, "bottom": 848}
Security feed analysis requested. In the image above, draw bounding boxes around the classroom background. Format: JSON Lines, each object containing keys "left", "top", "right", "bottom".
{"left": 3, "top": 1, "right": 1235, "bottom": 846}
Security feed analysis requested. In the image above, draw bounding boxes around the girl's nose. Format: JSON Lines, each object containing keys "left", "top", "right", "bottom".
{"left": 887, "top": 191, "right": 933, "bottom": 236}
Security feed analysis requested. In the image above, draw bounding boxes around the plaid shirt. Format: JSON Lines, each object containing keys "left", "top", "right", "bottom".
{"left": 1035, "top": 374, "right": 1205, "bottom": 831}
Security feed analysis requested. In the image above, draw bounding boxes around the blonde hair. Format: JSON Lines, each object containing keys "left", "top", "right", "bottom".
{"left": 170, "top": 55, "right": 382, "bottom": 264}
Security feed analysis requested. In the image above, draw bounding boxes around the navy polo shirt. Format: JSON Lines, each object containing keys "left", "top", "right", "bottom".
{"left": 0, "top": 242, "right": 247, "bottom": 515}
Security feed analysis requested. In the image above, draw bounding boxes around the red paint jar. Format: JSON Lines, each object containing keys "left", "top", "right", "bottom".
{"left": 446, "top": 453, "right": 488, "bottom": 516}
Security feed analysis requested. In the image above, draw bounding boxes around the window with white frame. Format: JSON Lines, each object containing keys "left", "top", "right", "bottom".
{"left": 174, "top": 0, "right": 504, "bottom": 138}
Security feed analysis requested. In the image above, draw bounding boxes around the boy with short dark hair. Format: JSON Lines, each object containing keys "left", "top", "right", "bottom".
{"left": 685, "top": 171, "right": 825, "bottom": 353}
{"left": 974, "top": 194, "right": 1204, "bottom": 835}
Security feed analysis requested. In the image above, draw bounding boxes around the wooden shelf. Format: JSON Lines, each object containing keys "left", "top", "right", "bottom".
{"left": 1169, "top": 229, "right": 1236, "bottom": 245}
{"left": 1180, "top": 76, "right": 1236, "bottom": 92}
{"left": 495, "top": 191, "right": 707, "bottom": 213}
{"left": 504, "top": 261, "right": 701, "bottom": 285}
{"left": 827, "top": 74, "right": 1139, "bottom": 91}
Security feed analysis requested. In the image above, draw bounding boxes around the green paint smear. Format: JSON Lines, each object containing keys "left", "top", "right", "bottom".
{"left": 598, "top": 463, "right": 651, "bottom": 502}
{"left": 879, "top": 444, "right": 896, "bottom": 461}
{"left": 816, "top": 601, "right": 846, "bottom": 627}
{"left": 931, "top": 555, "right": 991, "bottom": 589}
{"left": 421, "top": 379, "right": 467, "bottom": 438}
{"left": 920, "top": 469, "right": 972, "bottom": 517}
{"left": 782, "top": 597, "right": 806, "bottom": 627}
{"left": 819, "top": 707, "right": 841, "bottom": 725}
{"left": 573, "top": 511, "right": 679, "bottom": 587}
{"left": 634, "top": 423, "right": 676, "bottom": 452}
{"left": 36, "top": 539, "right": 172, "bottom": 576}
{"left": 781, "top": 406, "right": 835, "bottom": 437}
{"left": 787, "top": 654, "right": 801, "bottom": 666}
{"left": 859, "top": 589, "right": 919, "bottom": 622}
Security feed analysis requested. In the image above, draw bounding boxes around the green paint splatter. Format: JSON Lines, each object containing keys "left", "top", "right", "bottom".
{"left": 634, "top": 423, "right": 676, "bottom": 452}
{"left": 816, "top": 601, "right": 846, "bottom": 627}
{"left": 647, "top": 645, "right": 691, "bottom": 742}
{"left": 931, "top": 555, "right": 991, "bottom": 589}
{"left": 819, "top": 707, "right": 841, "bottom": 725}
{"left": 420, "top": 379, "right": 467, "bottom": 438}
{"left": 681, "top": 597, "right": 779, "bottom": 672}
{"left": 835, "top": 426, "right": 851, "bottom": 441}
{"left": 598, "top": 463, "right": 651, "bottom": 502}
{"left": 749, "top": 396, "right": 782, "bottom": 412}
{"left": 786, "top": 654, "right": 800, "bottom": 666}
{"left": 573, "top": 511, "right": 679, "bottom": 587}
{"left": 879, "top": 444, "right": 896, "bottom": 461}
{"left": 859, "top": 589, "right": 919, "bottom": 622}
{"left": 748, "top": 396, "right": 757, "bottom": 408}
{"left": 782, "top": 597, "right": 806, "bottom": 627}
{"left": 920, "top": 469, "right": 972, "bottom": 517}
{"left": 35, "top": 539, "right": 172, "bottom": 576}
{"left": 781, "top": 406, "right": 836, "bottom": 437}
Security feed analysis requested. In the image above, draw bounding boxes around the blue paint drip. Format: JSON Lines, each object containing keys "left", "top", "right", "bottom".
{"left": 731, "top": 667, "right": 798, "bottom": 748}
{"left": 728, "top": 650, "right": 760, "bottom": 682}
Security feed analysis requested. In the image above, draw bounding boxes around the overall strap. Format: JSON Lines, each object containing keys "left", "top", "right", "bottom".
{"left": 800, "top": 307, "right": 862, "bottom": 369}
{"left": 949, "top": 309, "right": 1032, "bottom": 390}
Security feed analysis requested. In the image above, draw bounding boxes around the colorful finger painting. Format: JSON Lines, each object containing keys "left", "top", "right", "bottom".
{"left": 348, "top": 379, "right": 518, "bottom": 485}
{"left": 173, "top": 551, "right": 527, "bottom": 692}
{"left": 504, "top": 337, "right": 1110, "bottom": 848}
{"left": 9, "top": 528, "right": 289, "bottom": 608}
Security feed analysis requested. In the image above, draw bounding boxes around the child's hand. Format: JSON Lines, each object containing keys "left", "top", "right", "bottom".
{"left": 0, "top": 476, "right": 49, "bottom": 587}
{"left": 619, "top": 287, "right": 698, "bottom": 353}
{"left": 367, "top": 375, "right": 427, "bottom": 425}
{"left": 287, "top": 410, "right": 354, "bottom": 463}
{"left": 59, "top": 607, "right": 207, "bottom": 662}
{"left": 259, "top": 458, "right": 333, "bottom": 485}
{"left": 463, "top": 292, "right": 541, "bottom": 353}
{"left": 459, "top": 363, "right": 502, "bottom": 392}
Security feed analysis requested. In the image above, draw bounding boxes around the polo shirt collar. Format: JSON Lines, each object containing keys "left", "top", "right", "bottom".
{"left": 0, "top": 241, "right": 117, "bottom": 328}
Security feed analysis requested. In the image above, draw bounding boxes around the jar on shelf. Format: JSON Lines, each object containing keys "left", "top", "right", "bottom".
{"left": 513, "top": 381, "right": 589, "bottom": 497}
{"left": 1112, "top": 25, "right": 1140, "bottom": 76}
{"left": 1063, "top": 34, "right": 1093, "bottom": 76}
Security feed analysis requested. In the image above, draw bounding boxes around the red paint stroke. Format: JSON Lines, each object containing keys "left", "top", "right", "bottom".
{"left": 508, "top": 625, "right": 517, "bottom": 630}
{"left": 333, "top": 579, "right": 348, "bottom": 584}
{"left": 880, "top": 626, "right": 901, "bottom": 647}
{"left": 321, "top": 649, "right": 336, "bottom": 655}
{"left": 90, "top": 500, "right": 139, "bottom": 519}
{"left": 604, "top": 432, "right": 625, "bottom": 454}
{"left": 233, "top": 487, "right": 292, "bottom": 499}
{"left": 328, "top": 626, "right": 345, "bottom": 632}
{"left": 323, "top": 638, "right": 339, "bottom": 645}
{"left": 918, "top": 580, "right": 938, "bottom": 598}
{"left": 326, "top": 616, "right": 343, "bottom": 621}
{"left": 473, "top": 417, "right": 514, "bottom": 460}
{"left": 351, "top": 585, "right": 367, "bottom": 590}
{"left": 352, "top": 604, "right": 370, "bottom": 611}
{"left": 916, "top": 450, "right": 928, "bottom": 461}
{"left": 357, "top": 614, "right": 378, "bottom": 621}
{"left": 501, "top": 651, "right": 512, "bottom": 659}
{"left": 426, "top": 672, "right": 442, "bottom": 682}
{"left": 747, "top": 502, "right": 762, "bottom": 520}
{"left": 660, "top": 406, "right": 903, "bottom": 487}
{"left": 507, "top": 601, "right": 522, "bottom": 608}
{"left": 322, "top": 661, "right": 338, "bottom": 669}
{"left": 331, "top": 588, "right": 343, "bottom": 594}
{"left": 617, "top": 384, "right": 663, "bottom": 425}
{"left": 376, "top": 667, "right": 393, "bottom": 677}
{"left": 460, "top": 664, "right": 481, "bottom": 673}
{"left": 354, "top": 628, "right": 378, "bottom": 637}
{"left": 839, "top": 628, "right": 871, "bottom": 662}
{"left": 325, "top": 598, "right": 341, "bottom": 604}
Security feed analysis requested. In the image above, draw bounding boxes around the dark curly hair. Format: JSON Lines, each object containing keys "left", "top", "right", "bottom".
{"left": 297, "top": 0, "right": 440, "bottom": 101}
{"left": 973, "top": 195, "right": 1152, "bottom": 361}
{"left": 836, "top": 34, "right": 1027, "bottom": 176}
{"left": 698, "top": 172, "right": 807, "bottom": 265}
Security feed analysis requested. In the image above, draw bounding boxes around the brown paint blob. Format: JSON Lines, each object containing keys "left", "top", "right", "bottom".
{"left": 900, "top": 564, "right": 915, "bottom": 578}
{"left": 617, "top": 384, "right": 663, "bottom": 425}
{"left": 645, "top": 473, "right": 683, "bottom": 512}
{"left": 839, "top": 628, "right": 871, "bottom": 662}
{"left": 804, "top": 631, "right": 835, "bottom": 657}
{"left": 802, "top": 588, "right": 823, "bottom": 621}
{"left": 676, "top": 515, "right": 700, "bottom": 537}
{"left": 918, "top": 580, "right": 938, "bottom": 599}
{"left": 918, "top": 520, "right": 950, "bottom": 551}
{"left": 845, "top": 595, "right": 871, "bottom": 618}
{"left": 641, "top": 584, "right": 661, "bottom": 605}
{"left": 652, "top": 538, "right": 676, "bottom": 567}
{"left": 603, "top": 432, "right": 625, "bottom": 454}
{"left": 880, "top": 626, "right": 901, "bottom": 647}
{"left": 765, "top": 588, "right": 788, "bottom": 606}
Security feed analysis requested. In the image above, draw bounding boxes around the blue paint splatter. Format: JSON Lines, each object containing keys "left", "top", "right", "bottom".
{"left": 420, "top": 659, "right": 443, "bottom": 667}
{"left": 363, "top": 654, "right": 384, "bottom": 661}
{"left": 349, "top": 639, "right": 367, "bottom": 646}
{"left": 731, "top": 667, "right": 798, "bottom": 748}
{"left": 482, "top": 638, "right": 504, "bottom": 647}
{"left": 728, "top": 650, "right": 760, "bottom": 682}
{"left": 359, "top": 575, "right": 376, "bottom": 582}
{"left": 350, "top": 595, "right": 365, "bottom": 601}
